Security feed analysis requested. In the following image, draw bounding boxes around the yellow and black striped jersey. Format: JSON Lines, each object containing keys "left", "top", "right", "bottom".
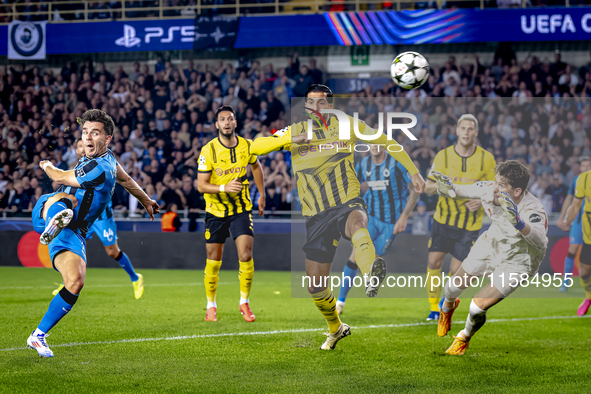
{"left": 250, "top": 115, "right": 419, "bottom": 217}
{"left": 198, "top": 136, "right": 257, "bottom": 218}
{"left": 574, "top": 170, "right": 591, "bottom": 244}
{"left": 427, "top": 145, "right": 496, "bottom": 231}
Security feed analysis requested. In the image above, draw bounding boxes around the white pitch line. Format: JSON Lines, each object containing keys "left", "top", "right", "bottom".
{"left": 0, "top": 282, "right": 233, "bottom": 290}
{"left": 1, "top": 314, "right": 589, "bottom": 353}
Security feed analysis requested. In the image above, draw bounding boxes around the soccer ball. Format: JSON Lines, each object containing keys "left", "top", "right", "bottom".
{"left": 390, "top": 52, "right": 430, "bottom": 90}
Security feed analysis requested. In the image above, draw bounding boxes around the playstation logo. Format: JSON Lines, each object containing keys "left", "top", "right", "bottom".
{"left": 115, "top": 24, "right": 141, "bottom": 48}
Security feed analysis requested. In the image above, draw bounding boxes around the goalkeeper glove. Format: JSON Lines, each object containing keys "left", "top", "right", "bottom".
{"left": 499, "top": 191, "right": 525, "bottom": 231}
{"left": 431, "top": 171, "right": 456, "bottom": 198}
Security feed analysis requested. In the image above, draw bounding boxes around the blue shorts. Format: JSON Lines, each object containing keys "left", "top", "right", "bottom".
{"left": 87, "top": 217, "right": 118, "bottom": 246}
{"left": 570, "top": 221, "right": 583, "bottom": 245}
{"left": 32, "top": 193, "right": 87, "bottom": 270}
{"left": 367, "top": 215, "right": 397, "bottom": 256}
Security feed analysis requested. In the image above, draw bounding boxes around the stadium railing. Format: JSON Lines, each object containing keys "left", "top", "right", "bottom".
{"left": 0, "top": 0, "right": 581, "bottom": 22}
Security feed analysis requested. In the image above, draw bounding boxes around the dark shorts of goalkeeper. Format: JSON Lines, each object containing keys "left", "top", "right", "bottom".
{"left": 303, "top": 197, "right": 367, "bottom": 265}
{"left": 428, "top": 220, "right": 480, "bottom": 261}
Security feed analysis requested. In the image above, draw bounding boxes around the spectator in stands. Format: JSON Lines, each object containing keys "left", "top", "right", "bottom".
{"left": 161, "top": 204, "right": 181, "bottom": 232}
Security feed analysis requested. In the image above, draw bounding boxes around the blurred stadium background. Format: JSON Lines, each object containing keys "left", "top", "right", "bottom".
{"left": 0, "top": 0, "right": 589, "bottom": 273}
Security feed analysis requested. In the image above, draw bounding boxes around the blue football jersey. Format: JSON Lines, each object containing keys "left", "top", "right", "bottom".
{"left": 356, "top": 155, "right": 412, "bottom": 225}
{"left": 58, "top": 149, "right": 117, "bottom": 238}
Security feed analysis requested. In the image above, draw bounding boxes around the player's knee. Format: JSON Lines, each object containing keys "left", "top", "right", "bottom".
{"left": 66, "top": 276, "right": 85, "bottom": 294}
{"left": 238, "top": 252, "right": 252, "bottom": 262}
{"left": 580, "top": 263, "right": 591, "bottom": 280}
{"left": 428, "top": 255, "right": 444, "bottom": 269}
{"left": 308, "top": 285, "right": 327, "bottom": 294}
{"left": 106, "top": 246, "right": 120, "bottom": 259}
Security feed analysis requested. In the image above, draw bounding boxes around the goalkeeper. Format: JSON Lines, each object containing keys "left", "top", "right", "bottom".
{"left": 432, "top": 160, "right": 548, "bottom": 355}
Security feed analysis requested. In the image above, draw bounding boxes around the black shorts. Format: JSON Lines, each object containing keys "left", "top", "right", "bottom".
{"left": 428, "top": 220, "right": 480, "bottom": 261}
{"left": 303, "top": 197, "right": 367, "bottom": 264}
{"left": 204, "top": 211, "right": 253, "bottom": 244}
{"left": 581, "top": 243, "right": 591, "bottom": 265}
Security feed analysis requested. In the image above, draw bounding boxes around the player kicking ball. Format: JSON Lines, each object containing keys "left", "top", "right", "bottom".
{"left": 27, "top": 109, "right": 159, "bottom": 358}
{"left": 197, "top": 106, "right": 266, "bottom": 323}
{"left": 432, "top": 160, "right": 548, "bottom": 355}
{"left": 249, "top": 85, "right": 425, "bottom": 349}
{"left": 53, "top": 138, "right": 144, "bottom": 299}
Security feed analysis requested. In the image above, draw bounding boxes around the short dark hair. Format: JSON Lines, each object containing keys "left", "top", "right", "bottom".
{"left": 304, "top": 84, "right": 333, "bottom": 103}
{"left": 77, "top": 109, "right": 115, "bottom": 136}
{"left": 74, "top": 137, "right": 82, "bottom": 146}
{"left": 495, "top": 160, "right": 530, "bottom": 193}
{"left": 215, "top": 105, "right": 236, "bottom": 121}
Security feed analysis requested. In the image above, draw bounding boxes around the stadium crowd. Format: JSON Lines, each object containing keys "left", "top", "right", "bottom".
{"left": 3, "top": 0, "right": 590, "bottom": 23}
{"left": 1, "top": 49, "right": 591, "bottom": 225}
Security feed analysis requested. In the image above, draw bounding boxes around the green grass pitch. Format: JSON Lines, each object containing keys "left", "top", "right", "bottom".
{"left": 1, "top": 266, "right": 590, "bottom": 393}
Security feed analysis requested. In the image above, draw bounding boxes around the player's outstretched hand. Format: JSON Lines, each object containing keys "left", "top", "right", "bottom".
{"left": 411, "top": 173, "right": 426, "bottom": 194}
{"left": 431, "top": 171, "right": 456, "bottom": 198}
{"left": 499, "top": 192, "right": 525, "bottom": 231}
{"left": 144, "top": 199, "right": 160, "bottom": 221}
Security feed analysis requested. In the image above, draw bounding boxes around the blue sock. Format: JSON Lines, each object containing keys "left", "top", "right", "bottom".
{"left": 563, "top": 254, "right": 575, "bottom": 285}
{"left": 38, "top": 287, "right": 78, "bottom": 333}
{"left": 45, "top": 200, "right": 70, "bottom": 221}
{"left": 338, "top": 260, "right": 358, "bottom": 303}
{"left": 115, "top": 251, "right": 139, "bottom": 282}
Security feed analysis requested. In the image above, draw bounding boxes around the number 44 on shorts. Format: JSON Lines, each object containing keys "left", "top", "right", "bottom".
{"left": 506, "top": 273, "right": 572, "bottom": 288}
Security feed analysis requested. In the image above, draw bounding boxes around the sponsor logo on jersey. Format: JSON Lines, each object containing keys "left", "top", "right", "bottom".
{"left": 529, "top": 213, "right": 542, "bottom": 223}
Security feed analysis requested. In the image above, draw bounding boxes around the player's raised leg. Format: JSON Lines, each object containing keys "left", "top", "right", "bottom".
{"left": 28, "top": 251, "right": 85, "bottom": 358}
{"left": 235, "top": 233, "right": 255, "bottom": 322}
{"left": 306, "top": 259, "right": 350, "bottom": 350}
{"left": 346, "top": 210, "right": 386, "bottom": 298}
{"left": 39, "top": 193, "right": 77, "bottom": 245}
{"left": 204, "top": 243, "right": 223, "bottom": 322}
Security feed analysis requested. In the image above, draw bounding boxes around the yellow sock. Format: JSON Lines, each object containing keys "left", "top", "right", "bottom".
{"left": 427, "top": 267, "right": 442, "bottom": 312}
{"left": 581, "top": 276, "right": 591, "bottom": 299}
{"left": 312, "top": 288, "right": 342, "bottom": 334}
{"left": 239, "top": 259, "right": 254, "bottom": 300}
{"left": 204, "top": 259, "right": 222, "bottom": 303}
{"left": 351, "top": 228, "right": 376, "bottom": 275}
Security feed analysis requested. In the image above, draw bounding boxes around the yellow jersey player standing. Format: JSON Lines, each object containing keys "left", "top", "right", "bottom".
{"left": 424, "top": 114, "right": 496, "bottom": 321}
{"left": 564, "top": 169, "right": 591, "bottom": 316}
{"left": 197, "top": 105, "right": 266, "bottom": 323}
{"left": 250, "top": 85, "right": 425, "bottom": 350}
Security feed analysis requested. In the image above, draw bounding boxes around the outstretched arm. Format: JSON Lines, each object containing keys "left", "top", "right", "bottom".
{"left": 116, "top": 163, "right": 160, "bottom": 220}
{"left": 250, "top": 128, "right": 292, "bottom": 156}
{"left": 40, "top": 160, "right": 80, "bottom": 187}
